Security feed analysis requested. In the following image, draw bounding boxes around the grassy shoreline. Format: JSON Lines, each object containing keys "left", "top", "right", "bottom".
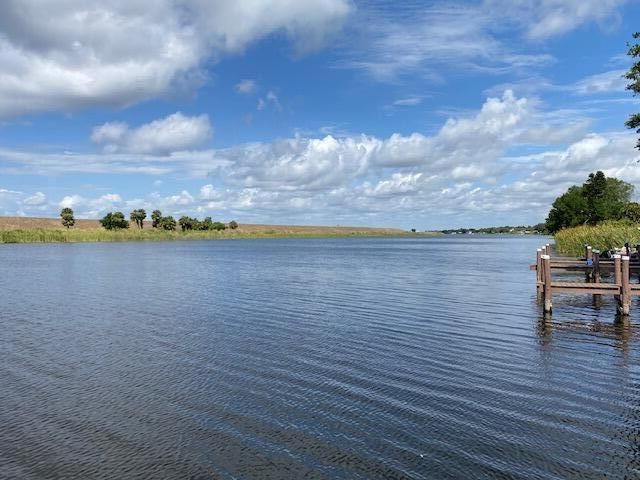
{"left": 0, "top": 216, "right": 442, "bottom": 244}
{"left": 554, "top": 221, "right": 640, "bottom": 256}
{"left": 0, "top": 227, "right": 435, "bottom": 244}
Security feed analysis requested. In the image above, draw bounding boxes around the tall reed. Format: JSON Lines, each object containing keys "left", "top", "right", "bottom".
{"left": 554, "top": 221, "right": 640, "bottom": 256}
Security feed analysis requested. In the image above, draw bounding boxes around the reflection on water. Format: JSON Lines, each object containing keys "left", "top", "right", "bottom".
{"left": 2, "top": 236, "right": 640, "bottom": 479}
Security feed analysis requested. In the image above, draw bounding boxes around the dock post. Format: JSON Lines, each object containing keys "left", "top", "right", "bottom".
{"left": 542, "top": 255, "right": 552, "bottom": 314}
{"left": 536, "top": 248, "right": 543, "bottom": 291}
{"left": 585, "top": 246, "right": 593, "bottom": 282}
{"left": 592, "top": 250, "right": 601, "bottom": 304}
{"left": 592, "top": 250, "right": 601, "bottom": 283}
{"left": 545, "top": 243, "right": 551, "bottom": 256}
{"left": 584, "top": 244, "right": 590, "bottom": 260}
{"left": 614, "top": 255, "right": 621, "bottom": 302}
{"left": 619, "top": 256, "right": 631, "bottom": 316}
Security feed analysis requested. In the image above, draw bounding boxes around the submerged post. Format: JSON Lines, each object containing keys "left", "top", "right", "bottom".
{"left": 619, "top": 256, "right": 631, "bottom": 316}
{"left": 542, "top": 255, "right": 552, "bottom": 313}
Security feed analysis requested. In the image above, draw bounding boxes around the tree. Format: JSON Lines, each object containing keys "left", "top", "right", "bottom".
{"left": 201, "top": 217, "right": 214, "bottom": 230}
{"left": 545, "top": 186, "right": 588, "bottom": 233}
{"left": 545, "top": 171, "right": 634, "bottom": 233}
{"left": 622, "top": 202, "right": 640, "bottom": 222}
{"left": 151, "top": 210, "right": 162, "bottom": 228}
{"left": 100, "top": 211, "right": 129, "bottom": 230}
{"left": 158, "top": 216, "right": 176, "bottom": 231}
{"left": 625, "top": 32, "right": 640, "bottom": 149}
{"left": 179, "top": 216, "right": 194, "bottom": 231}
{"left": 60, "top": 207, "right": 75, "bottom": 229}
{"left": 130, "top": 209, "right": 146, "bottom": 229}
{"left": 228, "top": 220, "right": 238, "bottom": 230}
{"left": 212, "top": 221, "right": 226, "bottom": 231}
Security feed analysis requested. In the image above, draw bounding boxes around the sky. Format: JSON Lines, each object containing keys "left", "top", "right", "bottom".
{"left": 0, "top": 0, "right": 639, "bottom": 230}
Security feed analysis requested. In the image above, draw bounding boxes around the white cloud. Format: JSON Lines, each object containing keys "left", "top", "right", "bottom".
{"left": 235, "top": 79, "right": 258, "bottom": 95}
{"left": 199, "top": 184, "right": 223, "bottom": 200}
{"left": 519, "top": 0, "right": 626, "bottom": 40}
{"left": 392, "top": 97, "right": 422, "bottom": 107}
{"left": 91, "top": 113, "right": 212, "bottom": 155}
{"left": 23, "top": 191, "right": 47, "bottom": 206}
{"left": 340, "top": 0, "right": 626, "bottom": 81}
{"left": 4, "top": 90, "right": 639, "bottom": 227}
{"left": 257, "top": 90, "right": 282, "bottom": 111}
{"left": 0, "top": 0, "right": 352, "bottom": 118}
{"left": 573, "top": 69, "right": 628, "bottom": 95}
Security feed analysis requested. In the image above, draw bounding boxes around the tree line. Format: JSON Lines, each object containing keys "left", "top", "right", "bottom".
{"left": 545, "top": 171, "right": 639, "bottom": 233}
{"left": 59, "top": 208, "right": 238, "bottom": 232}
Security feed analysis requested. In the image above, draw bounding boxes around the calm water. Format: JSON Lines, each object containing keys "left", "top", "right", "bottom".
{"left": 1, "top": 236, "right": 640, "bottom": 479}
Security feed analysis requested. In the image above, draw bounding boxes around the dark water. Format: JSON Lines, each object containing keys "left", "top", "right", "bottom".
{"left": 2, "top": 236, "right": 640, "bottom": 479}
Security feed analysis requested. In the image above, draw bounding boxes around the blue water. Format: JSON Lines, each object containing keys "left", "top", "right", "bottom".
{"left": 1, "top": 236, "right": 639, "bottom": 479}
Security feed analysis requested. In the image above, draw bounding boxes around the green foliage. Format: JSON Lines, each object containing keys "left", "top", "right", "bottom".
{"left": 130, "top": 209, "right": 146, "bottom": 229}
{"left": 622, "top": 202, "right": 640, "bottom": 222}
{"left": 151, "top": 210, "right": 162, "bottom": 228}
{"left": 100, "top": 211, "right": 130, "bottom": 230}
{"left": 545, "top": 171, "right": 633, "bottom": 233}
{"left": 60, "top": 207, "right": 75, "bottom": 229}
{"left": 555, "top": 220, "right": 640, "bottom": 257}
{"left": 158, "top": 216, "right": 176, "bottom": 231}
{"left": 228, "top": 220, "right": 238, "bottom": 229}
{"left": 201, "top": 217, "right": 214, "bottom": 230}
{"left": 625, "top": 32, "right": 640, "bottom": 149}
{"left": 545, "top": 186, "right": 588, "bottom": 233}
{"left": 212, "top": 221, "right": 226, "bottom": 231}
{"left": 179, "top": 216, "right": 195, "bottom": 231}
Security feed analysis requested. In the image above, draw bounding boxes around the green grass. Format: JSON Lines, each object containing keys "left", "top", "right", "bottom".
{"left": 554, "top": 220, "right": 640, "bottom": 256}
{"left": 0, "top": 228, "right": 433, "bottom": 244}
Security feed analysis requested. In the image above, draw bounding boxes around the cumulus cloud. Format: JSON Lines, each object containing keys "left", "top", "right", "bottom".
{"left": 0, "top": 0, "right": 352, "bottom": 118}
{"left": 4, "top": 91, "right": 638, "bottom": 227}
{"left": 91, "top": 113, "right": 212, "bottom": 155}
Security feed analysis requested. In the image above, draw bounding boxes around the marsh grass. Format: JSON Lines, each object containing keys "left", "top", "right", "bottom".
{"left": 0, "top": 227, "right": 427, "bottom": 244}
{"left": 554, "top": 221, "right": 640, "bottom": 256}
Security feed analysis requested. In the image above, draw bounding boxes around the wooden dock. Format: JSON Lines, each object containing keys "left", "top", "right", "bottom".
{"left": 531, "top": 243, "right": 640, "bottom": 316}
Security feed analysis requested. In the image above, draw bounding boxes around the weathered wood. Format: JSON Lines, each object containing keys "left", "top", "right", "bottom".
{"left": 550, "top": 282, "right": 619, "bottom": 295}
{"left": 536, "top": 249, "right": 542, "bottom": 290}
{"left": 542, "top": 255, "right": 552, "bottom": 313}
{"left": 620, "top": 256, "right": 631, "bottom": 316}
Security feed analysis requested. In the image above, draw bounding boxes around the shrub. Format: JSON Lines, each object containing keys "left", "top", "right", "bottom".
{"left": 100, "top": 211, "right": 129, "bottom": 230}
{"left": 229, "top": 220, "right": 238, "bottom": 229}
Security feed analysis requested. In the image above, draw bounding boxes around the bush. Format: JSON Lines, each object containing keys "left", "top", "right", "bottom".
{"left": 158, "top": 216, "right": 176, "bottom": 231}
{"left": 229, "top": 220, "right": 238, "bottom": 230}
{"left": 100, "top": 211, "right": 129, "bottom": 230}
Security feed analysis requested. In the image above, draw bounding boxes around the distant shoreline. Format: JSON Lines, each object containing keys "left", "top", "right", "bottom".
{"left": 0, "top": 216, "right": 440, "bottom": 244}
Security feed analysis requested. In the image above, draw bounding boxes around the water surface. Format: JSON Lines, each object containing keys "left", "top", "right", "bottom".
{"left": 1, "top": 236, "right": 639, "bottom": 479}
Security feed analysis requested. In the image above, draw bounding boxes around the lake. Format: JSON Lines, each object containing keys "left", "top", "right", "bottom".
{"left": 1, "top": 236, "right": 639, "bottom": 479}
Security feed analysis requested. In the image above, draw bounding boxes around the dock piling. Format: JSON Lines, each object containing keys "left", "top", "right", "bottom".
{"left": 542, "top": 254, "right": 552, "bottom": 313}
{"left": 620, "top": 256, "right": 631, "bottom": 316}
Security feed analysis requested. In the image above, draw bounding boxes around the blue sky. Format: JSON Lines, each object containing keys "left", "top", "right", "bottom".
{"left": 0, "top": 0, "right": 639, "bottom": 229}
